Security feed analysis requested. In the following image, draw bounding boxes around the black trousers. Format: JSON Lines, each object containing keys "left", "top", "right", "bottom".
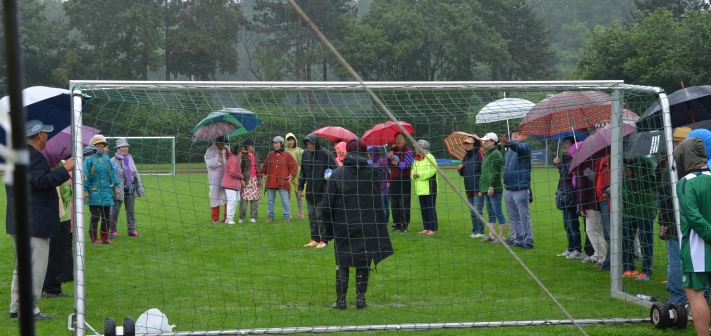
{"left": 43, "top": 220, "right": 71, "bottom": 294}
{"left": 89, "top": 205, "right": 111, "bottom": 234}
{"left": 389, "top": 177, "right": 412, "bottom": 228}
{"left": 306, "top": 192, "right": 330, "bottom": 242}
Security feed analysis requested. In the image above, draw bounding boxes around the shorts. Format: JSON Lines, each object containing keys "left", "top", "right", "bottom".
{"left": 682, "top": 272, "right": 711, "bottom": 290}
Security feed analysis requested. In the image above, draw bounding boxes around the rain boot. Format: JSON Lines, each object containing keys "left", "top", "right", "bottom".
{"left": 211, "top": 206, "right": 220, "bottom": 223}
{"left": 100, "top": 230, "right": 114, "bottom": 245}
{"left": 356, "top": 268, "right": 369, "bottom": 309}
{"left": 90, "top": 233, "right": 102, "bottom": 246}
{"left": 332, "top": 268, "right": 349, "bottom": 310}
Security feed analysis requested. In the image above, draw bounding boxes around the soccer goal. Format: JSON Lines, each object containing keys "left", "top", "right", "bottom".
{"left": 68, "top": 81, "right": 673, "bottom": 336}
{"left": 104, "top": 136, "right": 176, "bottom": 175}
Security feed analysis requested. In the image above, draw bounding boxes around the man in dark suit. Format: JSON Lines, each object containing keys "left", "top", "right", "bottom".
{"left": 6, "top": 120, "right": 74, "bottom": 320}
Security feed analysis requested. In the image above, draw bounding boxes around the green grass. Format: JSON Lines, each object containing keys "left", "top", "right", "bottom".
{"left": 0, "top": 166, "right": 696, "bottom": 335}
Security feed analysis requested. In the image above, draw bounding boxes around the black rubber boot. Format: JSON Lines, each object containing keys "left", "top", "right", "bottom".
{"left": 332, "top": 268, "right": 349, "bottom": 309}
{"left": 355, "top": 268, "right": 369, "bottom": 309}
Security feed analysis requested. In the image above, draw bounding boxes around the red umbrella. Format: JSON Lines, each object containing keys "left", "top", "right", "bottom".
{"left": 519, "top": 91, "right": 618, "bottom": 137}
{"left": 361, "top": 121, "right": 415, "bottom": 146}
{"left": 312, "top": 126, "right": 357, "bottom": 142}
{"left": 568, "top": 121, "right": 637, "bottom": 172}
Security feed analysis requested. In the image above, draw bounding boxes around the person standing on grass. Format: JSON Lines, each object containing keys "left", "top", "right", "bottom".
{"left": 369, "top": 145, "right": 391, "bottom": 223}
{"left": 477, "top": 133, "right": 506, "bottom": 243}
{"left": 500, "top": 130, "right": 533, "bottom": 249}
{"left": 388, "top": 132, "right": 414, "bottom": 233}
{"left": 205, "top": 136, "right": 229, "bottom": 223}
{"left": 221, "top": 144, "right": 245, "bottom": 225}
{"left": 596, "top": 152, "right": 612, "bottom": 271}
{"left": 299, "top": 134, "right": 338, "bottom": 248}
{"left": 42, "top": 161, "right": 73, "bottom": 298}
{"left": 285, "top": 133, "right": 305, "bottom": 220}
{"left": 239, "top": 139, "right": 262, "bottom": 223}
{"left": 458, "top": 136, "right": 485, "bottom": 238}
{"left": 412, "top": 140, "right": 439, "bottom": 235}
{"left": 84, "top": 134, "right": 121, "bottom": 246}
{"left": 109, "top": 138, "right": 145, "bottom": 238}
{"left": 554, "top": 137, "right": 583, "bottom": 259}
{"left": 322, "top": 139, "right": 394, "bottom": 310}
{"left": 673, "top": 137, "right": 711, "bottom": 335}
{"left": 261, "top": 136, "right": 298, "bottom": 223}
{"left": 574, "top": 155, "right": 605, "bottom": 264}
{"left": 6, "top": 120, "right": 74, "bottom": 320}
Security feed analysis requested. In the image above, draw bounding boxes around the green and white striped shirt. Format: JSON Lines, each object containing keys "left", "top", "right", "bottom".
{"left": 678, "top": 171, "right": 711, "bottom": 273}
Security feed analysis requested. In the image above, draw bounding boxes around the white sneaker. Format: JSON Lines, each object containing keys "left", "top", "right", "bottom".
{"left": 470, "top": 233, "right": 483, "bottom": 238}
{"left": 567, "top": 250, "right": 584, "bottom": 260}
{"left": 249, "top": 218, "right": 256, "bottom": 223}
{"left": 238, "top": 219, "right": 244, "bottom": 224}
{"left": 557, "top": 250, "right": 571, "bottom": 257}
{"left": 581, "top": 255, "right": 593, "bottom": 263}
{"left": 226, "top": 221, "right": 236, "bottom": 225}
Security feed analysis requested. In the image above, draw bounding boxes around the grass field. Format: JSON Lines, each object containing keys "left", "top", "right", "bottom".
{"left": 0, "top": 166, "right": 697, "bottom": 335}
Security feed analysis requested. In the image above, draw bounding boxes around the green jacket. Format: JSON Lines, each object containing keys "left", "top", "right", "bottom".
{"left": 479, "top": 146, "right": 503, "bottom": 193}
{"left": 622, "top": 156, "right": 657, "bottom": 219}
{"left": 678, "top": 170, "right": 711, "bottom": 273}
{"left": 411, "top": 153, "right": 438, "bottom": 196}
{"left": 51, "top": 162, "right": 72, "bottom": 222}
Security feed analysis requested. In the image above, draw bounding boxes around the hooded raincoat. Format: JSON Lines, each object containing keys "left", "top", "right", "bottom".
{"left": 84, "top": 151, "right": 120, "bottom": 206}
{"left": 299, "top": 134, "right": 338, "bottom": 195}
{"left": 205, "top": 144, "right": 230, "bottom": 207}
{"left": 285, "top": 133, "right": 304, "bottom": 187}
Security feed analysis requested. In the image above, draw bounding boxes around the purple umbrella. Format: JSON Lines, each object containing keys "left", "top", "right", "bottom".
{"left": 569, "top": 121, "right": 636, "bottom": 173}
{"left": 42, "top": 125, "right": 101, "bottom": 167}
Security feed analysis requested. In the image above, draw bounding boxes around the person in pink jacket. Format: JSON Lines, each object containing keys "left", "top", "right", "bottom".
{"left": 221, "top": 145, "right": 245, "bottom": 224}
{"left": 334, "top": 141, "right": 348, "bottom": 166}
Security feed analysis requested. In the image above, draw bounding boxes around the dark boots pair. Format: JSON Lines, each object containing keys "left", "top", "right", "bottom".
{"left": 89, "top": 230, "right": 114, "bottom": 246}
{"left": 332, "top": 268, "right": 369, "bottom": 310}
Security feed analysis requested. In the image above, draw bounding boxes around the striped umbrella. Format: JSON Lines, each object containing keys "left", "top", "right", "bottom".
{"left": 444, "top": 132, "right": 475, "bottom": 160}
{"left": 191, "top": 121, "right": 240, "bottom": 142}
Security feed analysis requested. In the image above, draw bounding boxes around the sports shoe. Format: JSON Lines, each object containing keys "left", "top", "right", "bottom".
{"left": 109, "top": 231, "right": 119, "bottom": 239}
{"left": 42, "top": 291, "right": 71, "bottom": 298}
{"left": 481, "top": 236, "right": 495, "bottom": 242}
{"left": 264, "top": 218, "right": 274, "bottom": 223}
{"left": 505, "top": 239, "right": 514, "bottom": 246}
{"left": 34, "top": 312, "right": 52, "bottom": 320}
{"left": 304, "top": 240, "right": 319, "bottom": 247}
{"left": 9, "top": 313, "right": 17, "bottom": 319}
{"left": 249, "top": 218, "right": 256, "bottom": 223}
{"left": 283, "top": 219, "right": 290, "bottom": 222}
{"left": 582, "top": 256, "right": 593, "bottom": 263}
{"left": 557, "top": 250, "right": 571, "bottom": 257}
{"left": 298, "top": 214, "right": 305, "bottom": 220}
{"left": 470, "top": 233, "right": 484, "bottom": 238}
{"left": 316, "top": 241, "right": 328, "bottom": 249}
{"left": 567, "top": 250, "right": 584, "bottom": 259}
{"left": 212, "top": 220, "right": 219, "bottom": 224}
{"left": 128, "top": 230, "right": 141, "bottom": 237}
{"left": 238, "top": 219, "right": 244, "bottom": 224}
{"left": 522, "top": 246, "right": 534, "bottom": 250}
{"left": 622, "top": 270, "right": 639, "bottom": 278}
{"left": 226, "top": 221, "right": 236, "bottom": 225}
{"left": 635, "top": 273, "right": 650, "bottom": 281}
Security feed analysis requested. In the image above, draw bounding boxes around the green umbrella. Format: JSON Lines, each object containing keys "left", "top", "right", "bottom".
{"left": 192, "top": 112, "right": 248, "bottom": 138}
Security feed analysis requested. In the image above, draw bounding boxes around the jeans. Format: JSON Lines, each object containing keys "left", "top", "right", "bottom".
{"left": 483, "top": 193, "right": 506, "bottom": 224}
{"left": 505, "top": 189, "right": 533, "bottom": 247}
{"left": 381, "top": 195, "right": 390, "bottom": 221}
{"left": 419, "top": 194, "right": 438, "bottom": 231}
{"left": 666, "top": 238, "right": 686, "bottom": 303}
{"left": 467, "top": 194, "right": 485, "bottom": 234}
{"left": 622, "top": 217, "right": 654, "bottom": 275}
{"left": 600, "top": 199, "right": 611, "bottom": 270}
{"left": 562, "top": 207, "right": 581, "bottom": 252}
{"left": 267, "top": 189, "right": 291, "bottom": 220}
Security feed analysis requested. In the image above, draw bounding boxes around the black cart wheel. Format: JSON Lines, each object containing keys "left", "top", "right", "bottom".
{"left": 668, "top": 301, "right": 689, "bottom": 330}
{"left": 104, "top": 317, "right": 116, "bottom": 336}
{"left": 123, "top": 316, "right": 135, "bottom": 336}
{"left": 651, "top": 302, "right": 671, "bottom": 329}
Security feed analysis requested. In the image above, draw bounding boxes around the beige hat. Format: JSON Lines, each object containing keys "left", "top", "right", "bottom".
{"left": 90, "top": 134, "right": 107, "bottom": 146}
{"left": 673, "top": 127, "right": 692, "bottom": 142}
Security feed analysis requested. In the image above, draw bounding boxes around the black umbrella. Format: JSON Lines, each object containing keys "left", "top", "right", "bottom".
{"left": 625, "top": 119, "right": 711, "bottom": 159}
{"left": 636, "top": 85, "right": 711, "bottom": 130}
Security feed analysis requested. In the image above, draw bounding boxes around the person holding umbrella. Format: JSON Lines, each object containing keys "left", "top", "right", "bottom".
{"left": 109, "top": 138, "right": 145, "bottom": 238}
{"left": 205, "top": 136, "right": 229, "bottom": 223}
{"left": 554, "top": 137, "right": 582, "bottom": 259}
{"left": 84, "top": 134, "right": 120, "bottom": 246}
{"left": 478, "top": 133, "right": 507, "bottom": 243}
{"left": 457, "top": 136, "right": 485, "bottom": 238}
{"left": 239, "top": 139, "right": 262, "bottom": 223}
{"left": 387, "top": 132, "right": 414, "bottom": 233}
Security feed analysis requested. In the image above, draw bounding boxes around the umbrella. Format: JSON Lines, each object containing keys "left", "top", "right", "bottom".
{"left": 0, "top": 86, "right": 75, "bottom": 139}
{"left": 42, "top": 125, "right": 102, "bottom": 167}
{"left": 624, "top": 119, "right": 711, "bottom": 159}
{"left": 444, "top": 132, "right": 476, "bottom": 160}
{"left": 313, "top": 126, "right": 357, "bottom": 142}
{"left": 569, "top": 121, "right": 636, "bottom": 172}
{"left": 195, "top": 108, "right": 262, "bottom": 133}
{"left": 636, "top": 85, "right": 711, "bottom": 130}
{"left": 476, "top": 98, "right": 535, "bottom": 134}
{"left": 361, "top": 121, "right": 415, "bottom": 146}
{"left": 191, "top": 121, "right": 241, "bottom": 142}
{"left": 518, "top": 91, "right": 616, "bottom": 138}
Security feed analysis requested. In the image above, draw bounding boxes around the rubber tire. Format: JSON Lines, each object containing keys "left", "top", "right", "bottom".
{"left": 651, "top": 302, "right": 671, "bottom": 330}
{"left": 123, "top": 316, "right": 135, "bottom": 336}
{"left": 668, "top": 301, "right": 689, "bottom": 330}
{"left": 104, "top": 317, "right": 116, "bottom": 336}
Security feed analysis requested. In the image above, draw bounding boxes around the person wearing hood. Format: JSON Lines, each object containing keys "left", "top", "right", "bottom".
{"left": 109, "top": 138, "right": 145, "bottom": 238}
{"left": 334, "top": 141, "right": 347, "bottom": 166}
{"left": 84, "top": 134, "right": 121, "bottom": 246}
{"left": 412, "top": 140, "right": 439, "bottom": 234}
{"left": 205, "top": 136, "right": 229, "bottom": 223}
{"left": 299, "top": 134, "right": 338, "bottom": 248}
{"left": 673, "top": 137, "right": 711, "bottom": 335}
{"left": 239, "top": 139, "right": 262, "bottom": 223}
{"left": 458, "top": 136, "right": 485, "bottom": 238}
{"left": 369, "top": 145, "right": 390, "bottom": 222}
{"left": 285, "top": 133, "right": 305, "bottom": 220}
{"left": 322, "top": 139, "right": 394, "bottom": 310}
{"left": 387, "top": 132, "right": 414, "bottom": 233}
{"left": 261, "top": 136, "right": 298, "bottom": 222}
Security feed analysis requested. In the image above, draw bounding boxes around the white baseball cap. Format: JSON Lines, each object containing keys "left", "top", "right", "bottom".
{"left": 480, "top": 132, "right": 498, "bottom": 142}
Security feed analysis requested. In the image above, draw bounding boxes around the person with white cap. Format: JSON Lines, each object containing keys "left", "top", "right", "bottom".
{"left": 260, "top": 136, "right": 298, "bottom": 223}
{"left": 476, "top": 132, "right": 507, "bottom": 243}
{"left": 109, "top": 138, "right": 145, "bottom": 237}
{"left": 84, "top": 134, "right": 121, "bottom": 246}
{"left": 6, "top": 120, "right": 74, "bottom": 320}
{"left": 205, "top": 136, "right": 229, "bottom": 223}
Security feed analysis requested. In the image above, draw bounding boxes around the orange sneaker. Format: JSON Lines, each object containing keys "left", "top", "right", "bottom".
{"left": 304, "top": 240, "right": 318, "bottom": 247}
{"left": 622, "top": 271, "right": 639, "bottom": 278}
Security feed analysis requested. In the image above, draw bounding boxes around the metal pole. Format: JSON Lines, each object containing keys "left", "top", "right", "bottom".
{"left": 72, "top": 89, "right": 86, "bottom": 336}
{"left": 172, "top": 136, "right": 176, "bottom": 175}
{"left": 2, "top": 0, "right": 35, "bottom": 334}
{"left": 659, "top": 94, "right": 681, "bottom": 237}
{"left": 609, "top": 90, "right": 624, "bottom": 293}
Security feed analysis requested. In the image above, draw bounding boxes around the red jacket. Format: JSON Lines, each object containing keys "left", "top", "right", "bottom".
{"left": 260, "top": 150, "right": 298, "bottom": 190}
{"left": 595, "top": 155, "right": 611, "bottom": 210}
{"left": 221, "top": 155, "right": 243, "bottom": 191}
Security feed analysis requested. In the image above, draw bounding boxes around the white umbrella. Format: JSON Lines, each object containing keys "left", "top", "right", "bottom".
{"left": 475, "top": 98, "right": 535, "bottom": 134}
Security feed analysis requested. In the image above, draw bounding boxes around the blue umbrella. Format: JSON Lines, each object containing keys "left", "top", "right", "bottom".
{"left": 197, "top": 108, "right": 262, "bottom": 133}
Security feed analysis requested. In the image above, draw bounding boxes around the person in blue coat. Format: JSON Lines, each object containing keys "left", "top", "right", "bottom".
{"left": 84, "top": 135, "right": 120, "bottom": 246}
{"left": 457, "top": 136, "right": 485, "bottom": 237}
{"left": 501, "top": 130, "right": 533, "bottom": 249}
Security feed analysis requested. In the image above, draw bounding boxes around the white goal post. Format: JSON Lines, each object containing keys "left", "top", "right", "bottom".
{"left": 104, "top": 136, "right": 176, "bottom": 175}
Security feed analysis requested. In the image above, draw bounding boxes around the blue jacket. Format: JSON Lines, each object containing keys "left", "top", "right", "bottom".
{"left": 458, "top": 149, "right": 484, "bottom": 194}
{"left": 503, "top": 140, "right": 532, "bottom": 191}
{"left": 83, "top": 152, "right": 120, "bottom": 206}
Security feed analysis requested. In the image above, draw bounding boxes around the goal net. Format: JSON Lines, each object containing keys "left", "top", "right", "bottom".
{"left": 69, "top": 81, "right": 671, "bottom": 335}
